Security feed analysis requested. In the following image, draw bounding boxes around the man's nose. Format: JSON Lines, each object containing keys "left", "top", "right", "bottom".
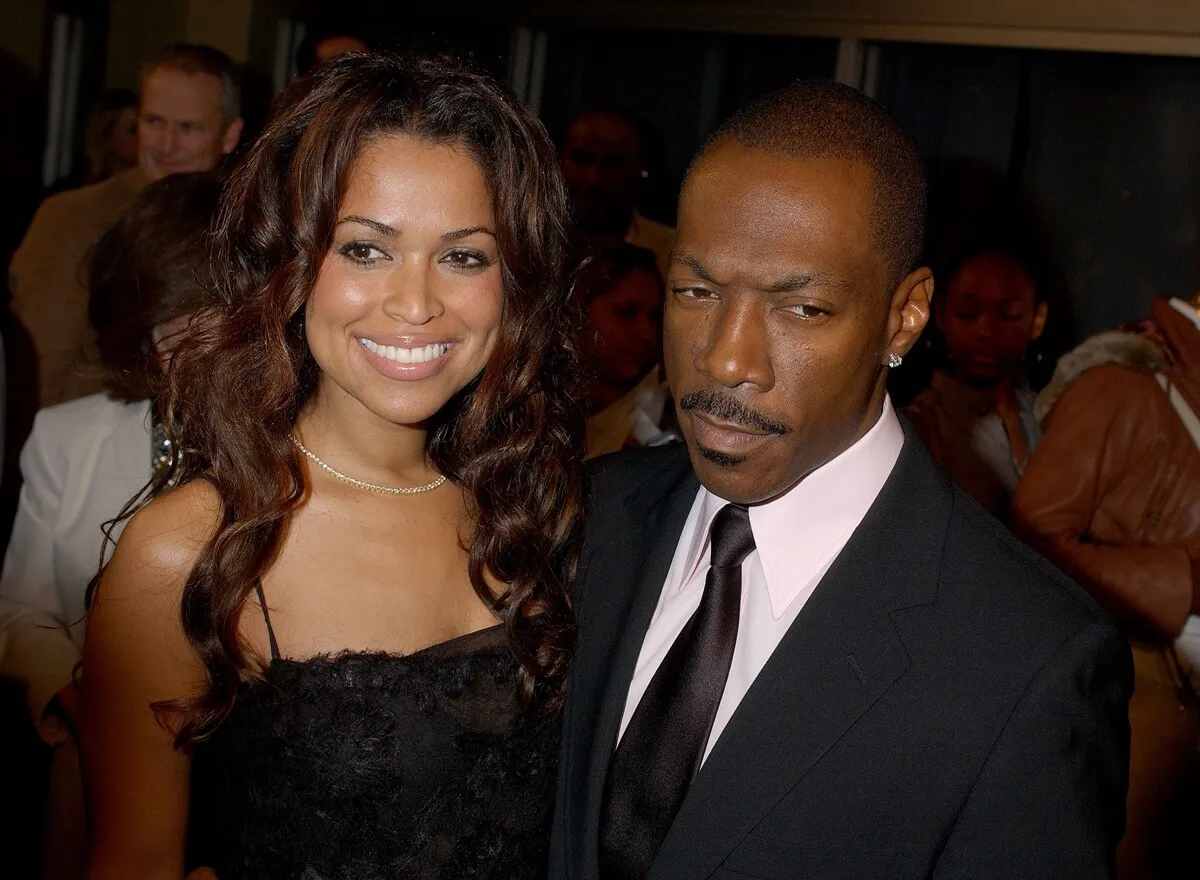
{"left": 694, "top": 298, "right": 773, "bottom": 391}
{"left": 162, "top": 126, "right": 180, "bottom": 155}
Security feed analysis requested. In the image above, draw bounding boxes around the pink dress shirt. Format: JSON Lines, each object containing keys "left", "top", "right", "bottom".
{"left": 617, "top": 398, "right": 905, "bottom": 761}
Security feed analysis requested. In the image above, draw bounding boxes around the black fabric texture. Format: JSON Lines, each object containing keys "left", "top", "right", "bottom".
{"left": 599, "top": 503, "right": 753, "bottom": 878}
{"left": 188, "top": 625, "right": 558, "bottom": 880}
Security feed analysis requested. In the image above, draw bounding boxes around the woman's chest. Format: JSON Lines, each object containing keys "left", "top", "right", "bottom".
{"left": 188, "top": 653, "right": 560, "bottom": 878}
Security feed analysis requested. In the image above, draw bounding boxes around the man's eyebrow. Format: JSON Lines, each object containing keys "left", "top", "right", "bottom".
{"left": 670, "top": 253, "right": 847, "bottom": 294}
{"left": 337, "top": 215, "right": 394, "bottom": 235}
{"left": 762, "top": 271, "right": 846, "bottom": 294}
{"left": 441, "top": 226, "right": 495, "bottom": 243}
{"left": 669, "top": 252, "right": 719, "bottom": 284}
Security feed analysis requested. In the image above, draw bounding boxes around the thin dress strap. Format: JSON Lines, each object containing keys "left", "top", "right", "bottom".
{"left": 253, "top": 582, "right": 281, "bottom": 661}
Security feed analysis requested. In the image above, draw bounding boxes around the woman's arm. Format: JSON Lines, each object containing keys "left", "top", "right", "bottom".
{"left": 80, "top": 483, "right": 219, "bottom": 880}
{"left": 0, "top": 416, "right": 82, "bottom": 734}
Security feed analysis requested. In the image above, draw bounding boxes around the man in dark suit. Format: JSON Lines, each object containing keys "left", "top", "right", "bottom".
{"left": 550, "top": 82, "right": 1132, "bottom": 880}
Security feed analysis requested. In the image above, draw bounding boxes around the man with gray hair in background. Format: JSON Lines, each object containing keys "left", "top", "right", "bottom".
{"left": 9, "top": 43, "right": 243, "bottom": 409}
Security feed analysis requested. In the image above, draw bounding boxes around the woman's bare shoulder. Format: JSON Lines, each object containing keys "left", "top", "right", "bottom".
{"left": 98, "top": 479, "right": 224, "bottom": 604}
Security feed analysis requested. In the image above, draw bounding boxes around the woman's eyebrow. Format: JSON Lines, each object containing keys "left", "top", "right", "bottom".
{"left": 441, "top": 226, "right": 496, "bottom": 243}
{"left": 337, "top": 215, "right": 394, "bottom": 235}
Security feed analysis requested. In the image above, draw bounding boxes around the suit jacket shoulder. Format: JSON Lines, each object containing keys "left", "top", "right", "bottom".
{"left": 939, "top": 483, "right": 1113, "bottom": 652}
{"left": 584, "top": 444, "right": 691, "bottom": 525}
{"left": 556, "top": 432, "right": 1131, "bottom": 880}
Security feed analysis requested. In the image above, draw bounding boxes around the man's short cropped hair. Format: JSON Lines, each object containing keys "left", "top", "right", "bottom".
{"left": 701, "top": 81, "right": 927, "bottom": 290}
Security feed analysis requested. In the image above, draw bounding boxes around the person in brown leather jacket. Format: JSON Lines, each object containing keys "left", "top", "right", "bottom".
{"left": 1012, "top": 293, "right": 1200, "bottom": 880}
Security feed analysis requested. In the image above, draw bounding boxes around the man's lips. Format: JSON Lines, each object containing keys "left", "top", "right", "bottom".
{"left": 687, "top": 410, "right": 774, "bottom": 456}
{"left": 691, "top": 411, "right": 770, "bottom": 436}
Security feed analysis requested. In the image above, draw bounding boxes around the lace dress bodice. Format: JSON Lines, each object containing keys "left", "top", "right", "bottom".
{"left": 188, "top": 624, "right": 559, "bottom": 880}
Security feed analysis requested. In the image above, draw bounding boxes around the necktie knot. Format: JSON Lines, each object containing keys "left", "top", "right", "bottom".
{"left": 709, "top": 503, "right": 755, "bottom": 570}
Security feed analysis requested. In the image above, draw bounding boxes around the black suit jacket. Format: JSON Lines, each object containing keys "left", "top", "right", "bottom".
{"left": 550, "top": 430, "right": 1132, "bottom": 880}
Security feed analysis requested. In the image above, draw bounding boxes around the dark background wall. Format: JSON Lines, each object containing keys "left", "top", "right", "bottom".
{"left": 539, "top": 29, "right": 838, "bottom": 225}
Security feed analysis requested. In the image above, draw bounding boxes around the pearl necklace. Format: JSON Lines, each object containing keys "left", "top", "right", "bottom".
{"left": 290, "top": 436, "right": 446, "bottom": 496}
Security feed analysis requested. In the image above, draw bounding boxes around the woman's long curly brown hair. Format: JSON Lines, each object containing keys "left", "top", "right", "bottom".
{"left": 134, "top": 52, "right": 583, "bottom": 747}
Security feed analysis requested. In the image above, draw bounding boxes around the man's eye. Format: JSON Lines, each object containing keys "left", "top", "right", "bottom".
{"left": 672, "top": 287, "right": 714, "bottom": 300}
{"left": 789, "top": 304, "right": 828, "bottom": 319}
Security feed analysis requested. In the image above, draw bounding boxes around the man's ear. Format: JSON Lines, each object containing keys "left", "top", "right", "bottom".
{"left": 883, "top": 266, "right": 933, "bottom": 366}
{"left": 221, "top": 117, "right": 245, "bottom": 156}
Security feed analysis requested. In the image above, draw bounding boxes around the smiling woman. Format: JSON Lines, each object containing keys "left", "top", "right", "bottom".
{"left": 77, "top": 52, "right": 583, "bottom": 880}
{"left": 306, "top": 135, "right": 506, "bottom": 421}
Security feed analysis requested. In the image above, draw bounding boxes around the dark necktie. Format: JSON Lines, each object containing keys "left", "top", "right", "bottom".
{"left": 599, "top": 503, "right": 756, "bottom": 880}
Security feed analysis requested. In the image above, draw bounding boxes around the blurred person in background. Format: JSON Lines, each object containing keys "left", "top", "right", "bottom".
{"left": 0, "top": 172, "right": 220, "bottom": 880}
{"left": 9, "top": 43, "right": 241, "bottom": 410}
{"left": 561, "top": 107, "right": 674, "bottom": 279}
{"left": 134, "top": 44, "right": 243, "bottom": 182}
{"left": 295, "top": 23, "right": 369, "bottom": 76}
{"left": 906, "top": 246, "right": 1047, "bottom": 517}
{"left": 86, "top": 88, "right": 140, "bottom": 184}
{"left": 1012, "top": 292, "right": 1200, "bottom": 880}
{"left": 578, "top": 243, "right": 676, "bottom": 457}
{"left": 49, "top": 89, "right": 139, "bottom": 193}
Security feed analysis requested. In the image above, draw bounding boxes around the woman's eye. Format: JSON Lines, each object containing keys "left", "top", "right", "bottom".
{"left": 338, "top": 242, "right": 387, "bottom": 264}
{"left": 442, "top": 249, "right": 490, "bottom": 269}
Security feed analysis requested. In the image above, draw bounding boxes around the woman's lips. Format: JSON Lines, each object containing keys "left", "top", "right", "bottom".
{"left": 356, "top": 336, "right": 456, "bottom": 381}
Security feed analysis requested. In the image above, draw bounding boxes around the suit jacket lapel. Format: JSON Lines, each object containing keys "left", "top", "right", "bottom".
{"left": 649, "top": 433, "right": 952, "bottom": 879}
{"left": 567, "top": 455, "right": 700, "bottom": 879}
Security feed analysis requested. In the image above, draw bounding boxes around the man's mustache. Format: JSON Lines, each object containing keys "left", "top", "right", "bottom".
{"left": 678, "top": 389, "right": 790, "bottom": 436}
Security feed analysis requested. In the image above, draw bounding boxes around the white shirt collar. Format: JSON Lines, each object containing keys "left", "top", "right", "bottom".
{"left": 679, "top": 397, "right": 904, "bottom": 619}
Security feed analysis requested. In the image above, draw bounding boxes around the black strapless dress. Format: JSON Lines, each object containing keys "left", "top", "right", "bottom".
{"left": 188, "top": 613, "right": 559, "bottom": 880}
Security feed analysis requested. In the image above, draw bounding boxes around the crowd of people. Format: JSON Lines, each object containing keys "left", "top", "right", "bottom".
{"left": 0, "top": 23, "right": 1195, "bottom": 880}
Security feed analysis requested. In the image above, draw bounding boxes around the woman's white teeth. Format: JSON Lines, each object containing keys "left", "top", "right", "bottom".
{"left": 359, "top": 338, "right": 452, "bottom": 364}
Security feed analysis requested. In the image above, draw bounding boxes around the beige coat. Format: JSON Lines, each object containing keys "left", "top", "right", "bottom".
{"left": 9, "top": 168, "right": 147, "bottom": 407}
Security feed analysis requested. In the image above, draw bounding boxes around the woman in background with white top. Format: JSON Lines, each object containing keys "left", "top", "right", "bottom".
{"left": 0, "top": 172, "right": 220, "bottom": 734}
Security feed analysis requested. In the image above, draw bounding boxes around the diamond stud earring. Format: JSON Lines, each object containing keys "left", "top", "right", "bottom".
{"left": 888, "top": 353, "right": 903, "bottom": 368}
